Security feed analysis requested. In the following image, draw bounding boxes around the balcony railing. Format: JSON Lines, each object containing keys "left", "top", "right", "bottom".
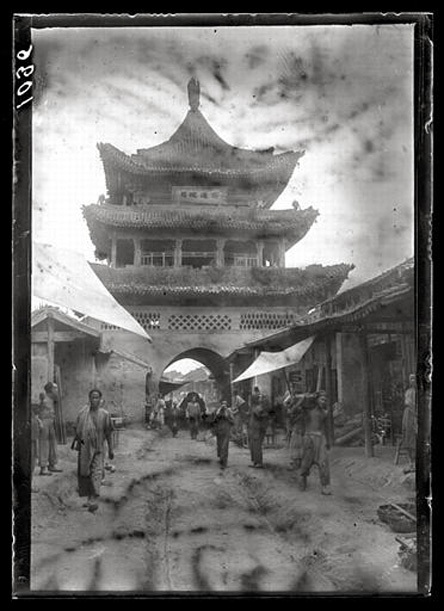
{"left": 141, "top": 252, "right": 174, "bottom": 267}
{"left": 181, "top": 251, "right": 217, "bottom": 265}
{"left": 140, "top": 251, "right": 260, "bottom": 268}
{"left": 225, "top": 255, "right": 258, "bottom": 267}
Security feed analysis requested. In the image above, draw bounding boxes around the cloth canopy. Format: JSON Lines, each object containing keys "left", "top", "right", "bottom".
{"left": 232, "top": 336, "right": 315, "bottom": 383}
{"left": 32, "top": 242, "right": 151, "bottom": 341}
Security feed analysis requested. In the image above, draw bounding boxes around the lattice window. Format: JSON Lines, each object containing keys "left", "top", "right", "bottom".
{"left": 132, "top": 311, "right": 161, "bottom": 330}
{"left": 168, "top": 314, "right": 232, "bottom": 332}
{"left": 239, "top": 312, "right": 296, "bottom": 330}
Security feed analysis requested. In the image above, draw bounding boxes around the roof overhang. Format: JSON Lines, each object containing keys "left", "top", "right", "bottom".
{"left": 31, "top": 307, "right": 101, "bottom": 340}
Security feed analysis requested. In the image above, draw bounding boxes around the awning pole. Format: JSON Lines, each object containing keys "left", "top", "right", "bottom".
{"left": 283, "top": 368, "right": 291, "bottom": 393}
{"left": 359, "top": 331, "right": 374, "bottom": 458}
{"left": 46, "top": 315, "right": 55, "bottom": 382}
{"left": 325, "top": 334, "right": 335, "bottom": 447}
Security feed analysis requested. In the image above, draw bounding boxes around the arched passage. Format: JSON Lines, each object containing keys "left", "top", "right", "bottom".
{"left": 146, "top": 348, "right": 231, "bottom": 406}
{"left": 164, "top": 348, "right": 231, "bottom": 404}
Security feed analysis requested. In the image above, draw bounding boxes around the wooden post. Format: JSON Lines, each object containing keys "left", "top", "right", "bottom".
{"left": 110, "top": 233, "right": 117, "bottom": 268}
{"left": 278, "top": 238, "right": 286, "bottom": 267}
{"left": 359, "top": 331, "right": 374, "bottom": 458}
{"left": 229, "top": 363, "right": 235, "bottom": 408}
{"left": 134, "top": 238, "right": 141, "bottom": 267}
{"left": 174, "top": 239, "right": 182, "bottom": 267}
{"left": 283, "top": 368, "right": 291, "bottom": 393}
{"left": 54, "top": 365, "right": 67, "bottom": 444}
{"left": 47, "top": 315, "right": 55, "bottom": 383}
{"left": 216, "top": 238, "right": 225, "bottom": 267}
{"left": 325, "top": 334, "right": 335, "bottom": 447}
{"left": 257, "top": 240, "right": 264, "bottom": 267}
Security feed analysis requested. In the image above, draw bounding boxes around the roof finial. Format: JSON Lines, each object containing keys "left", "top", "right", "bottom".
{"left": 187, "top": 77, "right": 200, "bottom": 111}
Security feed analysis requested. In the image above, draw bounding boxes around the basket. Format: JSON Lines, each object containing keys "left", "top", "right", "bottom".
{"left": 377, "top": 503, "right": 416, "bottom": 533}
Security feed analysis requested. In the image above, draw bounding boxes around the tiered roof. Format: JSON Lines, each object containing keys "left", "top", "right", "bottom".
{"left": 97, "top": 78, "right": 304, "bottom": 208}
{"left": 83, "top": 204, "right": 319, "bottom": 258}
{"left": 89, "top": 262, "right": 354, "bottom": 307}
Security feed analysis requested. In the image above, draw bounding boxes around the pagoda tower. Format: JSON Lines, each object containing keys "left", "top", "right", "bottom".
{"left": 83, "top": 78, "right": 353, "bottom": 408}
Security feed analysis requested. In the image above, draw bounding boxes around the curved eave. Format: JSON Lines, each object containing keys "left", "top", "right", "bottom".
{"left": 89, "top": 263, "right": 353, "bottom": 303}
{"left": 82, "top": 204, "right": 319, "bottom": 255}
{"left": 97, "top": 142, "right": 303, "bottom": 182}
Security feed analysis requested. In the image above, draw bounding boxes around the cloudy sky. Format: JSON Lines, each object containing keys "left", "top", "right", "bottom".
{"left": 31, "top": 22, "right": 414, "bottom": 290}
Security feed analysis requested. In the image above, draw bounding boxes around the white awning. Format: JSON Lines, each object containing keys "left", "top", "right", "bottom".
{"left": 32, "top": 242, "right": 151, "bottom": 341}
{"left": 232, "top": 336, "right": 315, "bottom": 383}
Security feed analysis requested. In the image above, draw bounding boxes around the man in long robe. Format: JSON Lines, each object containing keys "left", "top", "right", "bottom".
{"left": 167, "top": 400, "right": 181, "bottom": 438}
{"left": 211, "top": 401, "right": 235, "bottom": 470}
{"left": 231, "top": 391, "right": 247, "bottom": 447}
{"left": 73, "top": 389, "right": 114, "bottom": 512}
{"left": 31, "top": 403, "right": 43, "bottom": 492}
{"left": 150, "top": 395, "right": 166, "bottom": 430}
{"left": 38, "top": 383, "right": 62, "bottom": 475}
{"left": 287, "top": 394, "right": 307, "bottom": 470}
{"left": 185, "top": 393, "right": 202, "bottom": 440}
{"left": 248, "top": 388, "right": 270, "bottom": 469}
{"left": 401, "top": 373, "right": 417, "bottom": 470}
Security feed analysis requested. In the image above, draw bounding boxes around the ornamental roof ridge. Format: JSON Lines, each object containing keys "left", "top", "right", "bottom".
{"left": 83, "top": 202, "right": 318, "bottom": 221}
{"left": 97, "top": 80, "right": 304, "bottom": 179}
{"left": 97, "top": 140, "right": 304, "bottom": 177}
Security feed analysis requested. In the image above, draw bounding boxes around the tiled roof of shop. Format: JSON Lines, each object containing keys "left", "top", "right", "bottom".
{"left": 237, "top": 258, "right": 414, "bottom": 351}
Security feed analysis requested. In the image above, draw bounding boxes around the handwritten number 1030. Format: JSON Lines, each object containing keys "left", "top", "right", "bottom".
{"left": 16, "top": 44, "right": 34, "bottom": 110}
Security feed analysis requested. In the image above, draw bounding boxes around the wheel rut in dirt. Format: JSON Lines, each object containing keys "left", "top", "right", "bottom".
{"left": 31, "top": 430, "right": 417, "bottom": 593}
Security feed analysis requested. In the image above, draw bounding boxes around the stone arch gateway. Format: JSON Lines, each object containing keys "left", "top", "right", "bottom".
{"left": 161, "top": 348, "right": 231, "bottom": 403}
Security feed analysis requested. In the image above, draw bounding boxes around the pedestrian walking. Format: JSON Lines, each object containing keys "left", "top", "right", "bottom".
{"left": 150, "top": 394, "right": 166, "bottom": 430}
{"left": 297, "top": 390, "right": 332, "bottom": 495}
{"left": 72, "top": 389, "right": 114, "bottom": 512}
{"left": 167, "top": 400, "right": 181, "bottom": 438}
{"left": 248, "top": 387, "right": 270, "bottom": 469}
{"left": 211, "top": 400, "right": 234, "bottom": 469}
{"left": 231, "top": 390, "right": 247, "bottom": 447}
{"left": 31, "top": 403, "right": 43, "bottom": 492}
{"left": 37, "top": 383, "right": 63, "bottom": 475}
{"left": 185, "top": 393, "right": 202, "bottom": 440}
{"left": 401, "top": 373, "right": 417, "bottom": 472}
{"left": 287, "top": 393, "right": 306, "bottom": 470}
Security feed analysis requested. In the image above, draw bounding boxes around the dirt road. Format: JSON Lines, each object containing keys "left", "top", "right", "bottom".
{"left": 30, "top": 425, "right": 416, "bottom": 594}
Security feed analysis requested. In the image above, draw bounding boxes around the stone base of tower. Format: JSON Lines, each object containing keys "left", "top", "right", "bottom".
{"left": 92, "top": 305, "right": 298, "bottom": 423}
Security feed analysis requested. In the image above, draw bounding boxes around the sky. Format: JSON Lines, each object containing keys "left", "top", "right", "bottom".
{"left": 30, "top": 22, "right": 415, "bottom": 374}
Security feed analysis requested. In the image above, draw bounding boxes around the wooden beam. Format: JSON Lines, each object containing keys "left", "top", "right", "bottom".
{"left": 47, "top": 316, "right": 55, "bottom": 383}
{"left": 324, "top": 334, "right": 335, "bottom": 447}
{"left": 340, "top": 325, "right": 414, "bottom": 335}
{"left": 174, "top": 239, "right": 182, "bottom": 267}
{"left": 32, "top": 331, "right": 97, "bottom": 343}
{"left": 216, "top": 238, "right": 225, "bottom": 267}
{"left": 111, "top": 232, "right": 117, "bottom": 268}
{"left": 359, "top": 332, "right": 374, "bottom": 458}
{"left": 134, "top": 238, "right": 141, "bottom": 267}
{"left": 257, "top": 240, "right": 264, "bottom": 267}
